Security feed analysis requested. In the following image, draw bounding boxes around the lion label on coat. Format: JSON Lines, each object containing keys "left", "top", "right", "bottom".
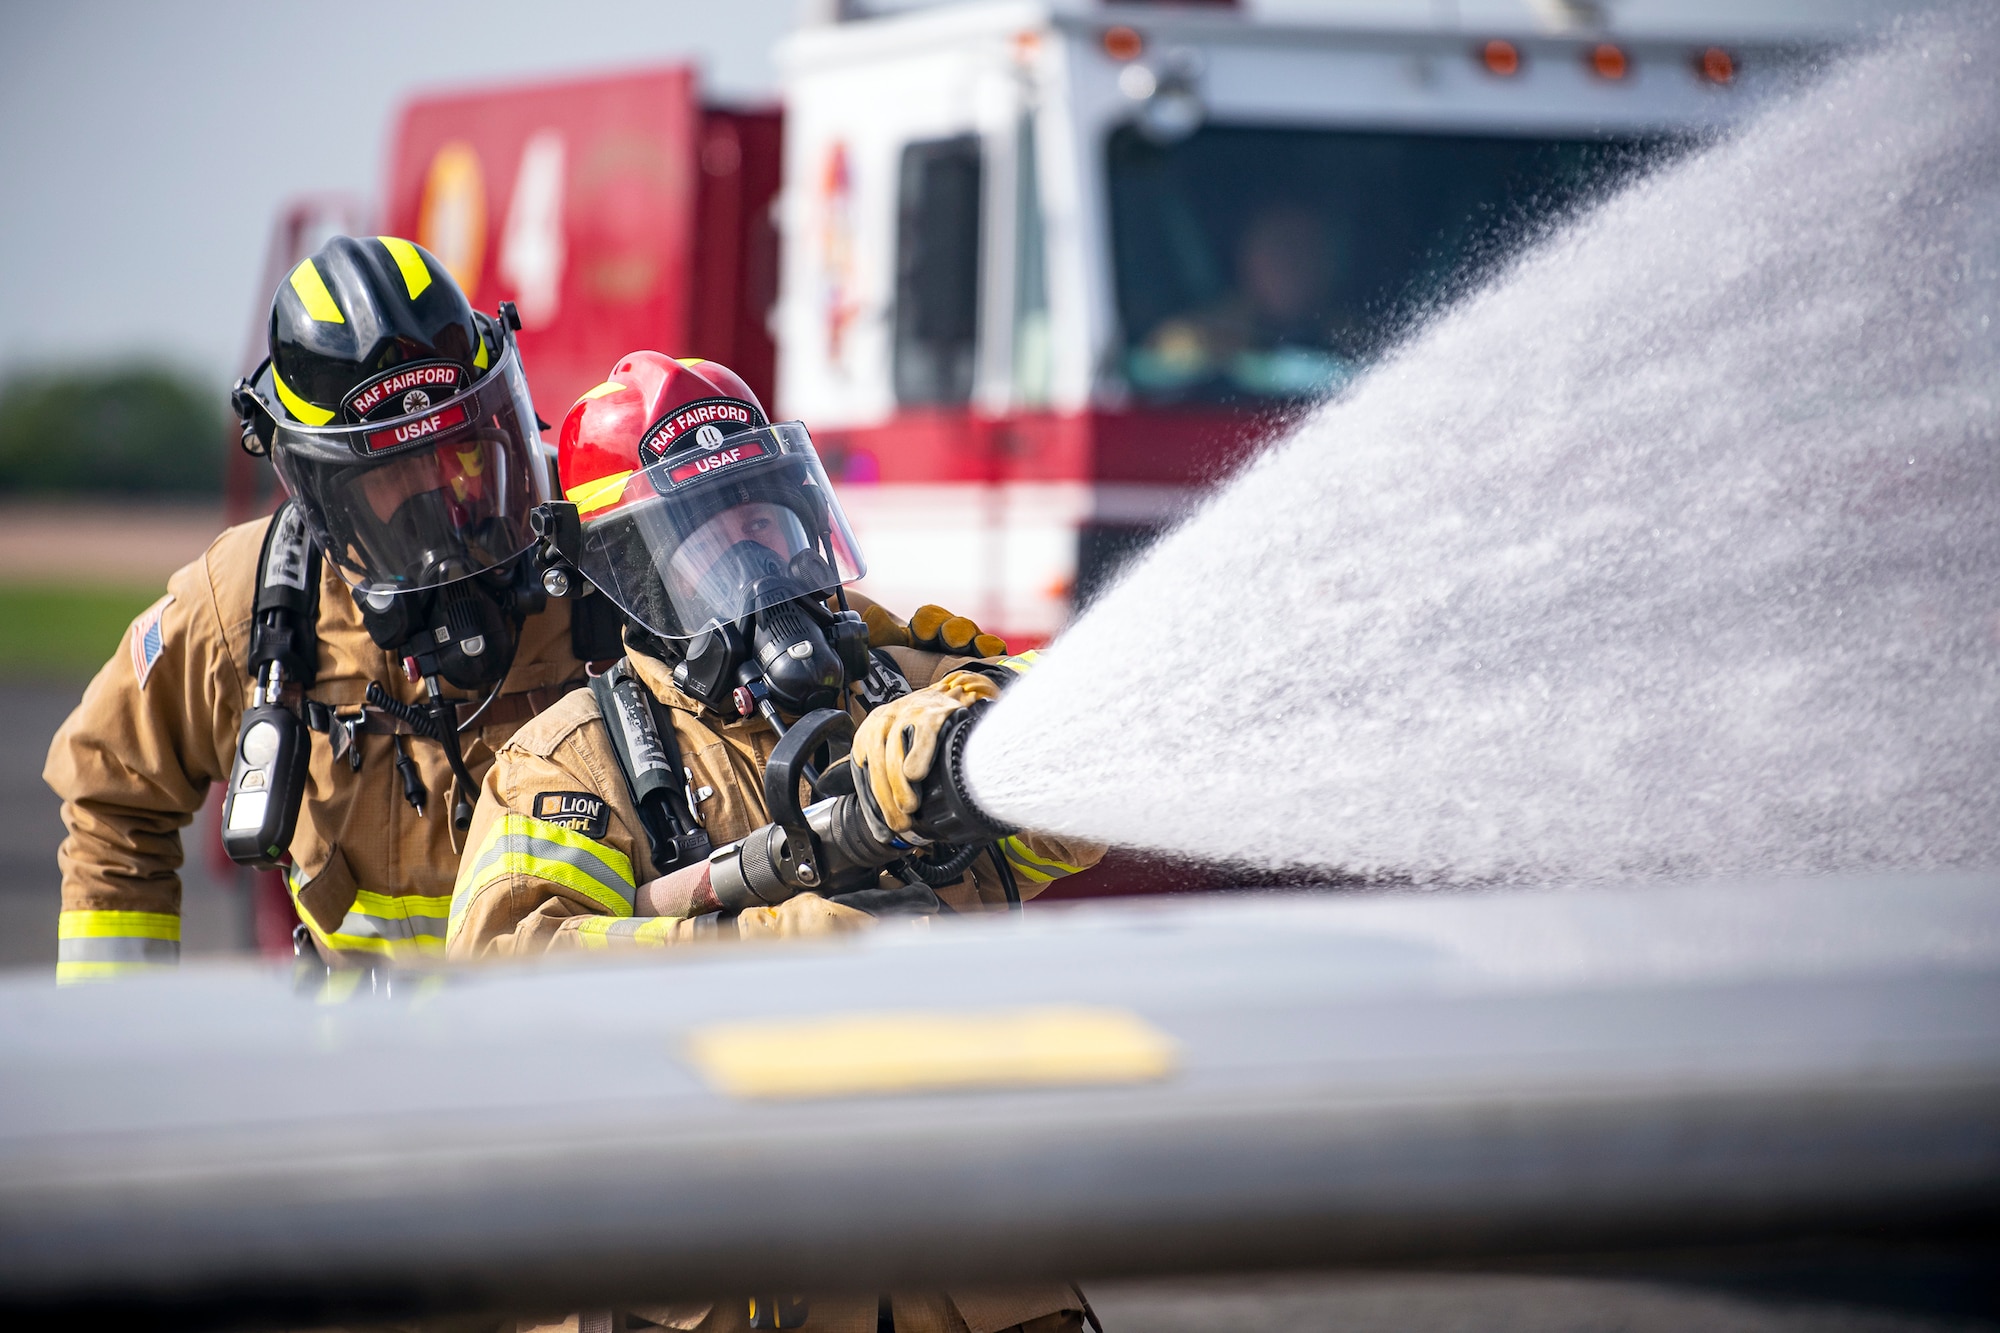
{"left": 536, "top": 791, "right": 610, "bottom": 839}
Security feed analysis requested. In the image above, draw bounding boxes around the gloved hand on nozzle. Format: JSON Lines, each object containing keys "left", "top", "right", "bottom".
{"left": 853, "top": 670, "right": 1001, "bottom": 835}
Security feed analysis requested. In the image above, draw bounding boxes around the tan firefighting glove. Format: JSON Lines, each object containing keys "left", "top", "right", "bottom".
{"left": 736, "top": 892, "right": 875, "bottom": 940}
{"left": 860, "top": 602, "right": 1007, "bottom": 657}
{"left": 909, "top": 603, "right": 1008, "bottom": 659}
{"left": 852, "top": 670, "right": 1001, "bottom": 834}
{"left": 861, "top": 602, "right": 914, "bottom": 648}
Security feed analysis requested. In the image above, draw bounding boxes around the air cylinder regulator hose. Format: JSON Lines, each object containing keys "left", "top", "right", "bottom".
{"left": 365, "top": 680, "right": 482, "bottom": 831}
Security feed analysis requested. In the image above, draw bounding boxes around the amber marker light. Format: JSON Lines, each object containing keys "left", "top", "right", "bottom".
{"left": 1587, "top": 42, "right": 1629, "bottom": 80}
{"left": 1103, "top": 25, "right": 1144, "bottom": 62}
{"left": 1698, "top": 46, "right": 1736, "bottom": 85}
{"left": 1480, "top": 39, "right": 1522, "bottom": 77}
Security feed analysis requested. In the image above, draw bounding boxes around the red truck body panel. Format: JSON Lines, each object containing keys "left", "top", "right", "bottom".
{"left": 383, "top": 68, "right": 781, "bottom": 426}
{"left": 689, "top": 108, "right": 784, "bottom": 408}
{"left": 812, "top": 406, "right": 1282, "bottom": 488}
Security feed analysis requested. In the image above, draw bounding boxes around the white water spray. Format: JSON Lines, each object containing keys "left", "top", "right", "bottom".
{"left": 967, "top": 12, "right": 2000, "bottom": 884}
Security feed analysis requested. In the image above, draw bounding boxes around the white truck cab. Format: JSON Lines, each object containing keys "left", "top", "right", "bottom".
{"left": 775, "top": 1, "right": 1811, "bottom": 643}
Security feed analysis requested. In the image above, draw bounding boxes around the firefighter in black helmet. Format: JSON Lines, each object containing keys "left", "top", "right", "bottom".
{"left": 45, "top": 235, "right": 983, "bottom": 978}
{"left": 42, "top": 236, "right": 594, "bottom": 973}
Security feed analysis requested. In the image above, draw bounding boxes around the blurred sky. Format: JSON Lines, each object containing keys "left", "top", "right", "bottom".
{"left": 0, "top": 0, "right": 796, "bottom": 385}
{"left": 0, "top": 0, "right": 1904, "bottom": 390}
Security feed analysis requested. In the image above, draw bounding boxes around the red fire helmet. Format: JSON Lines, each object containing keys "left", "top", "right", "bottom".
{"left": 556, "top": 352, "right": 865, "bottom": 639}
{"left": 558, "top": 352, "right": 767, "bottom": 504}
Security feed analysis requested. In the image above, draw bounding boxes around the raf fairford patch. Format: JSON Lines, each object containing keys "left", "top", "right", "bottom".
{"left": 128, "top": 595, "right": 174, "bottom": 689}
{"left": 536, "top": 791, "right": 610, "bottom": 839}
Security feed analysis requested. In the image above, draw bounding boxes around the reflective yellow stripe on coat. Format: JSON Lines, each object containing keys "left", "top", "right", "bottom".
{"left": 291, "top": 882, "right": 454, "bottom": 963}
{"left": 1000, "top": 650, "right": 1042, "bottom": 675}
{"left": 56, "top": 909, "right": 180, "bottom": 983}
{"left": 997, "top": 836, "right": 1085, "bottom": 886}
{"left": 570, "top": 915, "right": 685, "bottom": 949}
{"left": 284, "top": 862, "right": 454, "bottom": 964}
{"left": 450, "top": 813, "right": 637, "bottom": 947}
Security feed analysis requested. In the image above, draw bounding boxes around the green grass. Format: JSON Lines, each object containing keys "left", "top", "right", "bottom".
{"left": 0, "top": 583, "right": 166, "bottom": 680}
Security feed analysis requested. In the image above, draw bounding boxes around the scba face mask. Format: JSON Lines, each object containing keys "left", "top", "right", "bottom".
{"left": 240, "top": 322, "right": 552, "bottom": 693}
{"left": 249, "top": 337, "right": 551, "bottom": 601}
{"left": 351, "top": 562, "right": 533, "bottom": 692}
{"left": 568, "top": 421, "right": 871, "bottom": 717}
{"left": 571, "top": 421, "right": 864, "bottom": 638}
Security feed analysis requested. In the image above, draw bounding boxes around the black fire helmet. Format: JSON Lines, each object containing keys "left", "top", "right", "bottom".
{"left": 266, "top": 235, "right": 493, "bottom": 428}
{"left": 234, "top": 236, "right": 551, "bottom": 597}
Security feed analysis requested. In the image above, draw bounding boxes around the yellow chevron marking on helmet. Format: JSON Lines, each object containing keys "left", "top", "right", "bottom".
{"left": 287, "top": 259, "right": 345, "bottom": 324}
{"left": 271, "top": 368, "right": 335, "bottom": 426}
{"left": 377, "top": 236, "right": 433, "bottom": 300}
{"left": 567, "top": 470, "right": 635, "bottom": 517}
{"left": 473, "top": 334, "right": 490, "bottom": 371}
{"left": 579, "top": 380, "right": 629, "bottom": 401}
{"left": 676, "top": 357, "right": 709, "bottom": 368}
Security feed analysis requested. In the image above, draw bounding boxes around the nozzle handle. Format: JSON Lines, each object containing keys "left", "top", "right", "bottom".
{"left": 761, "top": 707, "right": 855, "bottom": 888}
{"left": 912, "top": 702, "right": 1014, "bottom": 846}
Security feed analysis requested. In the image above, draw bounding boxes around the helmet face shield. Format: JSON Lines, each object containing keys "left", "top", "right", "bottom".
{"left": 256, "top": 340, "right": 551, "bottom": 595}
{"left": 572, "top": 421, "right": 866, "bottom": 639}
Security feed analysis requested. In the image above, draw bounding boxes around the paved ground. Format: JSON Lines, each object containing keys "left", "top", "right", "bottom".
{"left": 1086, "top": 1271, "right": 1988, "bottom": 1333}
{"left": 0, "top": 498, "right": 226, "bottom": 584}
{"left": 0, "top": 681, "right": 253, "bottom": 974}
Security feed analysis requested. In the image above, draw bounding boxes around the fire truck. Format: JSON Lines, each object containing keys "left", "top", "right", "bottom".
{"left": 242, "top": 0, "right": 1809, "bottom": 648}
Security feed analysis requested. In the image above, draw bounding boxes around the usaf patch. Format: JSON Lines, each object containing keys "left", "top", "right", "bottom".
{"left": 128, "top": 595, "right": 174, "bottom": 689}
{"left": 536, "top": 791, "right": 610, "bottom": 839}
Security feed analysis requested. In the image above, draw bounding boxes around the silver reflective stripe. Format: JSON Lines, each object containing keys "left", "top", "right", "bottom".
{"left": 56, "top": 936, "right": 180, "bottom": 965}
{"left": 453, "top": 831, "right": 636, "bottom": 923}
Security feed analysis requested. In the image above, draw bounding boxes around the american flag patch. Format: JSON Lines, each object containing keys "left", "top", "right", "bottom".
{"left": 129, "top": 595, "right": 174, "bottom": 689}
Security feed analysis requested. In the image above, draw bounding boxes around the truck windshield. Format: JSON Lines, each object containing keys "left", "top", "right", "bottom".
{"left": 1107, "top": 123, "right": 1670, "bottom": 404}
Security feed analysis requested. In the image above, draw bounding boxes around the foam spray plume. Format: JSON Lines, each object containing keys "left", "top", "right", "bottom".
{"left": 967, "top": 11, "right": 2000, "bottom": 885}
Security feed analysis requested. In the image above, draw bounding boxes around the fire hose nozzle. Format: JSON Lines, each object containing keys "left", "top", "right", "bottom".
{"left": 708, "top": 823, "right": 810, "bottom": 912}
{"left": 704, "top": 702, "right": 1014, "bottom": 912}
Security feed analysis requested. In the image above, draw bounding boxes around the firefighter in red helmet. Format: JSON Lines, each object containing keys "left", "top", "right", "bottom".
{"left": 447, "top": 350, "right": 1098, "bottom": 948}
{"left": 446, "top": 349, "right": 1100, "bottom": 1333}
